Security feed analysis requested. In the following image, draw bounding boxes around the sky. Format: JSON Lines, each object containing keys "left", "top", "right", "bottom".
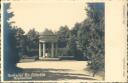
{"left": 10, "top": 0, "right": 87, "bottom": 33}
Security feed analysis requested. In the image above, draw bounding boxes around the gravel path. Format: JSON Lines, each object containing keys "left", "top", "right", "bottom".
{"left": 16, "top": 61, "right": 101, "bottom": 81}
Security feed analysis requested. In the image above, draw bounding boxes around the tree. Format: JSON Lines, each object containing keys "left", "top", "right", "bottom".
{"left": 26, "top": 29, "right": 39, "bottom": 57}
{"left": 77, "top": 19, "right": 93, "bottom": 59}
{"left": 85, "top": 3, "right": 105, "bottom": 76}
{"left": 3, "top": 3, "right": 20, "bottom": 80}
{"left": 67, "top": 35, "right": 77, "bottom": 55}
{"left": 11, "top": 26, "right": 26, "bottom": 58}
{"left": 67, "top": 23, "right": 84, "bottom": 60}
{"left": 86, "top": 3, "right": 104, "bottom": 23}
{"left": 76, "top": 3, "right": 104, "bottom": 76}
{"left": 70, "top": 23, "right": 81, "bottom": 37}
{"left": 3, "top": 3, "right": 14, "bottom": 65}
{"left": 56, "top": 25, "right": 70, "bottom": 48}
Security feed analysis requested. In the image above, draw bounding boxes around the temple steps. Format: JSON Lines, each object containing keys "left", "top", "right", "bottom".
{"left": 39, "top": 58, "right": 60, "bottom": 61}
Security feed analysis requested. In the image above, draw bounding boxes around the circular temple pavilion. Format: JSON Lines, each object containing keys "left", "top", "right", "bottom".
{"left": 39, "top": 29, "right": 57, "bottom": 59}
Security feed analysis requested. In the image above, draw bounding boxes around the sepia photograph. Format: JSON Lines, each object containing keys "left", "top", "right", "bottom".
{"left": 1, "top": 0, "right": 127, "bottom": 82}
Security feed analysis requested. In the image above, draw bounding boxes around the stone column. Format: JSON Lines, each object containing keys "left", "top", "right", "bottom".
{"left": 43, "top": 42, "right": 46, "bottom": 58}
{"left": 55, "top": 43, "right": 57, "bottom": 57}
{"left": 51, "top": 42, "right": 54, "bottom": 57}
{"left": 39, "top": 42, "right": 41, "bottom": 59}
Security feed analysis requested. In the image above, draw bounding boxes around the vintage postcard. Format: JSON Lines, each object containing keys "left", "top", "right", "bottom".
{"left": 1, "top": 0, "right": 127, "bottom": 82}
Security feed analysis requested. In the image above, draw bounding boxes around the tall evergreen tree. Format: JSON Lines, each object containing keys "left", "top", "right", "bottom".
{"left": 76, "top": 3, "right": 104, "bottom": 76}
{"left": 3, "top": 3, "right": 20, "bottom": 80}
{"left": 86, "top": 3, "right": 104, "bottom": 76}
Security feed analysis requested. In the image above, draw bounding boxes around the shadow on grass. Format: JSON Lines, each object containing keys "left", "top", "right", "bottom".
{"left": 8, "top": 68, "right": 96, "bottom": 81}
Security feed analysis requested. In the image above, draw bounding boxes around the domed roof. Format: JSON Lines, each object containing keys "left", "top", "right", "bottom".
{"left": 40, "top": 29, "right": 54, "bottom": 36}
{"left": 39, "top": 29, "right": 57, "bottom": 42}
